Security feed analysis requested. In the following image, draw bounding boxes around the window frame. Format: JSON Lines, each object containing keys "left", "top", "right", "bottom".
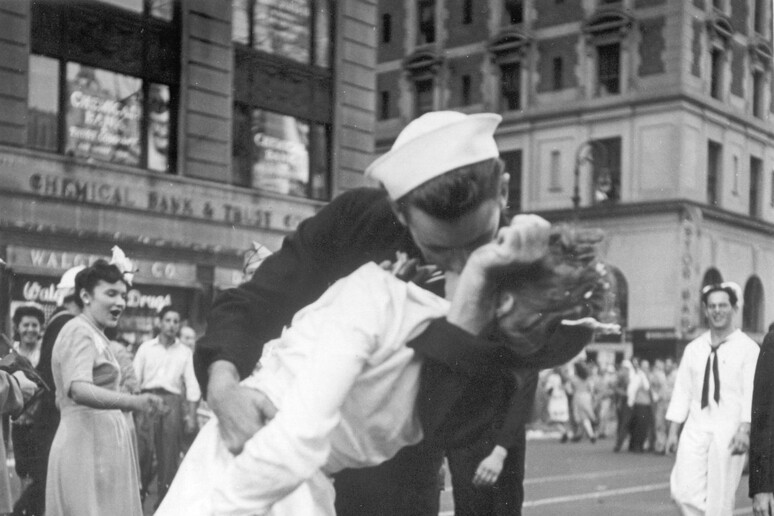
{"left": 28, "top": 1, "right": 180, "bottom": 173}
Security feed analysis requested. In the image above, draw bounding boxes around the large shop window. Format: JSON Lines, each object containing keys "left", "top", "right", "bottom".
{"left": 232, "top": 0, "right": 332, "bottom": 68}
{"left": 28, "top": 59, "right": 172, "bottom": 172}
{"left": 28, "top": 1, "right": 180, "bottom": 172}
{"left": 233, "top": 107, "right": 330, "bottom": 199}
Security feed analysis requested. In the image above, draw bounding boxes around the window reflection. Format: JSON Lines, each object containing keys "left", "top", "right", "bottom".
{"left": 65, "top": 63, "right": 143, "bottom": 166}
{"left": 147, "top": 84, "right": 170, "bottom": 172}
{"left": 245, "top": 110, "right": 329, "bottom": 199}
{"left": 253, "top": 0, "right": 311, "bottom": 64}
{"left": 233, "top": 0, "right": 332, "bottom": 67}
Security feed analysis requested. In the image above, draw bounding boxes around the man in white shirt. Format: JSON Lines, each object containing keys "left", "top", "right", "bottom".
{"left": 666, "top": 282, "right": 760, "bottom": 516}
{"left": 134, "top": 305, "right": 200, "bottom": 506}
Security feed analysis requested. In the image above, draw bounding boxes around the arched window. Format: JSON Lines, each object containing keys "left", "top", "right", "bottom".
{"left": 604, "top": 266, "right": 628, "bottom": 330}
{"left": 743, "top": 276, "right": 765, "bottom": 334}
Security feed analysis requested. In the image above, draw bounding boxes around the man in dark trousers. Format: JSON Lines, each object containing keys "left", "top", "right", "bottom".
{"left": 195, "top": 111, "right": 572, "bottom": 515}
{"left": 751, "top": 326, "right": 774, "bottom": 516}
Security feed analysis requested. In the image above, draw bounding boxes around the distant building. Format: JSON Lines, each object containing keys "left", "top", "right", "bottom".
{"left": 0, "top": 0, "right": 376, "bottom": 344}
{"left": 376, "top": 0, "right": 774, "bottom": 364}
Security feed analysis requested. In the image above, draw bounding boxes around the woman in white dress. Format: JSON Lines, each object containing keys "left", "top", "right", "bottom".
{"left": 157, "top": 224, "right": 615, "bottom": 516}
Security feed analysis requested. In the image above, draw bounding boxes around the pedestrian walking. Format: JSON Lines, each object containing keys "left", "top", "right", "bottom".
{"left": 570, "top": 361, "right": 598, "bottom": 443}
{"left": 545, "top": 368, "right": 570, "bottom": 442}
{"left": 626, "top": 358, "right": 652, "bottom": 453}
{"left": 666, "top": 282, "right": 759, "bottom": 516}
{"left": 134, "top": 305, "right": 200, "bottom": 507}
{"left": 613, "top": 360, "right": 633, "bottom": 452}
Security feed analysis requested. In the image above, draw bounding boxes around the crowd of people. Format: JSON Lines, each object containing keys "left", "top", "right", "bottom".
{"left": 0, "top": 110, "right": 774, "bottom": 516}
{"left": 536, "top": 355, "right": 678, "bottom": 454}
{"left": 2, "top": 252, "right": 203, "bottom": 516}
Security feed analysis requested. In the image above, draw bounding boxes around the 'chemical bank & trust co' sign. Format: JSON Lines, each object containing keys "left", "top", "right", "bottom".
{"left": 0, "top": 153, "right": 310, "bottom": 232}
{"left": 5, "top": 246, "right": 199, "bottom": 288}
{"left": 27, "top": 172, "right": 306, "bottom": 231}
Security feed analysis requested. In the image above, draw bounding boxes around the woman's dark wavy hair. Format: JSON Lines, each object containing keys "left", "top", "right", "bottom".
{"left": 489, "top": 225, "right": 613, "bottom": 368}
{"left": 73, "top": 259, "right": 126, "bottom": 308}
{"left": 394, "top": 158, "right": 504, "bottom": 221}
{"left": 12, "top": 305, "right": 45, "bottom": 327}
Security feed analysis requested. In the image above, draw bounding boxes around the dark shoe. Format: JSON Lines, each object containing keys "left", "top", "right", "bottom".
{"left": 613, "top": 444, "right": 621, "bottom": 453}
{"left": 591, "top": 436, "right": 597, "bottom": 444}
{"left": 560, "top": 434, "right": 568, "bottom": 443}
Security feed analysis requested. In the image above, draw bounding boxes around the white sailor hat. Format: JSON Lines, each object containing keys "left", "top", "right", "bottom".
{"left": 366, "top": 111, "right": 502, "bottom": 200}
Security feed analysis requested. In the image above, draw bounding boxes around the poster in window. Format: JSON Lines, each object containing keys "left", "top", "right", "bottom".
{"left": 252, "top": 0, "right": 311, "bottom": 64}
{"left": 65, "top": 63, "right": 142, "bottom": 166}
{"left": 250, "top": 110, "right": 310, "bottom": 197}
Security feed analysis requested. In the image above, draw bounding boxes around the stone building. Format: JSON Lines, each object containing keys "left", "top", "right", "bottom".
{"left": 375, "top": 0, "right": 774, "bottom": 363}
{"left": 0, "top": 0, "right": 376, "bottom": 345}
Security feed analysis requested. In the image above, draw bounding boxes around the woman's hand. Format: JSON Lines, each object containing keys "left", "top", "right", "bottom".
{"left": 134, "top": 393, "right": 166, "bottom": 416}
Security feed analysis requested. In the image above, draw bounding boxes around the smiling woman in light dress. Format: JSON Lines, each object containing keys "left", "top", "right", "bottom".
{"left": 45, "top": 258, "right": 164, "bottom": 516}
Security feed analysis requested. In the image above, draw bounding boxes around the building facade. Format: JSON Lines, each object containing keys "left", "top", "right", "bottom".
{"left": 0, "top": 0, "right": 377, "bottom": 345}
{"left": 376, "top": 0, "right": 774, "bottom": 364}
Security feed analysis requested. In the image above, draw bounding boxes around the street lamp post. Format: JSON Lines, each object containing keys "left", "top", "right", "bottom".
{"left": 572, "top": 139, "right": 609, "bottom": 217}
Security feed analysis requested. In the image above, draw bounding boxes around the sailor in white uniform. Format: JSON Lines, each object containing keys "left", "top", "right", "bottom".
{"left": 666, "top": 282, "right": 760, "bottom": 516}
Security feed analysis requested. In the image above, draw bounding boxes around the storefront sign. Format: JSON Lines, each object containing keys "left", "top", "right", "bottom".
{"left": 24, "top": 170, "right": 307, "bottom": 232}
{"left": 6, "top": 246, "right": 198, "bottom": 287}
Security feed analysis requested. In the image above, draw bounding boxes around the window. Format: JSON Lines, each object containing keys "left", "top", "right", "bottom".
{"left": 591, "top": 137, "right": 621, "bottom": 204}
{"left": 28, "top": 2, "right": 179, "bottom": 173}
{"left": 233, "top": 108, "right": 329, "bottom": 199}
{"left": 754, "top": 0, "right": 766, "bottom": 34}
{"left": 232, "top": 0, "right": 334, "bottom": 198}
{"left": 710, "top": 48, "right": 724, "bottom": 100}
{"left": 461, "top": 75, "right": 472, "bottom": 105}
{"left": 415, "top": 79, "right": 434, "bottom": 116}
{"left": 751, "top": 156, "right": 762, "bottom": 217}
{"left": 752, "top": 70, "right": 765, "bottom": 118}
{"left": 743, "top": 276, "right": 765, "bottom": 333}
{"left": 500, "top": 62, "right": 521, "bottom": 111}
{"left": 232, "top": 0, "right": 333, "bottom": 68}
{"left": 502, "top": 149, "right": 522, "bottom": 214}
{"left": 379, "top": 91, "right": 391, "bottom": 120}
{"left": 504, "top": 0, "right": 523, "bottom": 24}
{"left": 462, "top": 0, "right": 473, "bottom": 24}
{"left": 418, "top": 0, "right": 436, "bottom": 44}
{"left": 27, "top": 55, "right": 59, "bottom": 152}
{"left": 553, "top": 57, "right": 563, "bottom": 91}
{"left": 707, "top": 141, "right": 722, "bottom": 205}
{"left": 733, "top": 155, "right": 739, "bottom": 195}
{"left": 549, "top": 150, "right": 561, "bottom": 191}
{"left": 771, "top": 170, "right": 774, "bottom": 206}
{"left": 597, "top": 43, "right": 620, "bottom": 95}
{"left": 382, "top": 13, "right": 392, "bottom": 43}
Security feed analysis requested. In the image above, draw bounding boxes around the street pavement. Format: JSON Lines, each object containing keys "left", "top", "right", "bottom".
{"left": 137, "top": 435, "right": 754, "bottom": 515}
{"left": 438, "top": 437, "right": 754, "bottom": 515}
